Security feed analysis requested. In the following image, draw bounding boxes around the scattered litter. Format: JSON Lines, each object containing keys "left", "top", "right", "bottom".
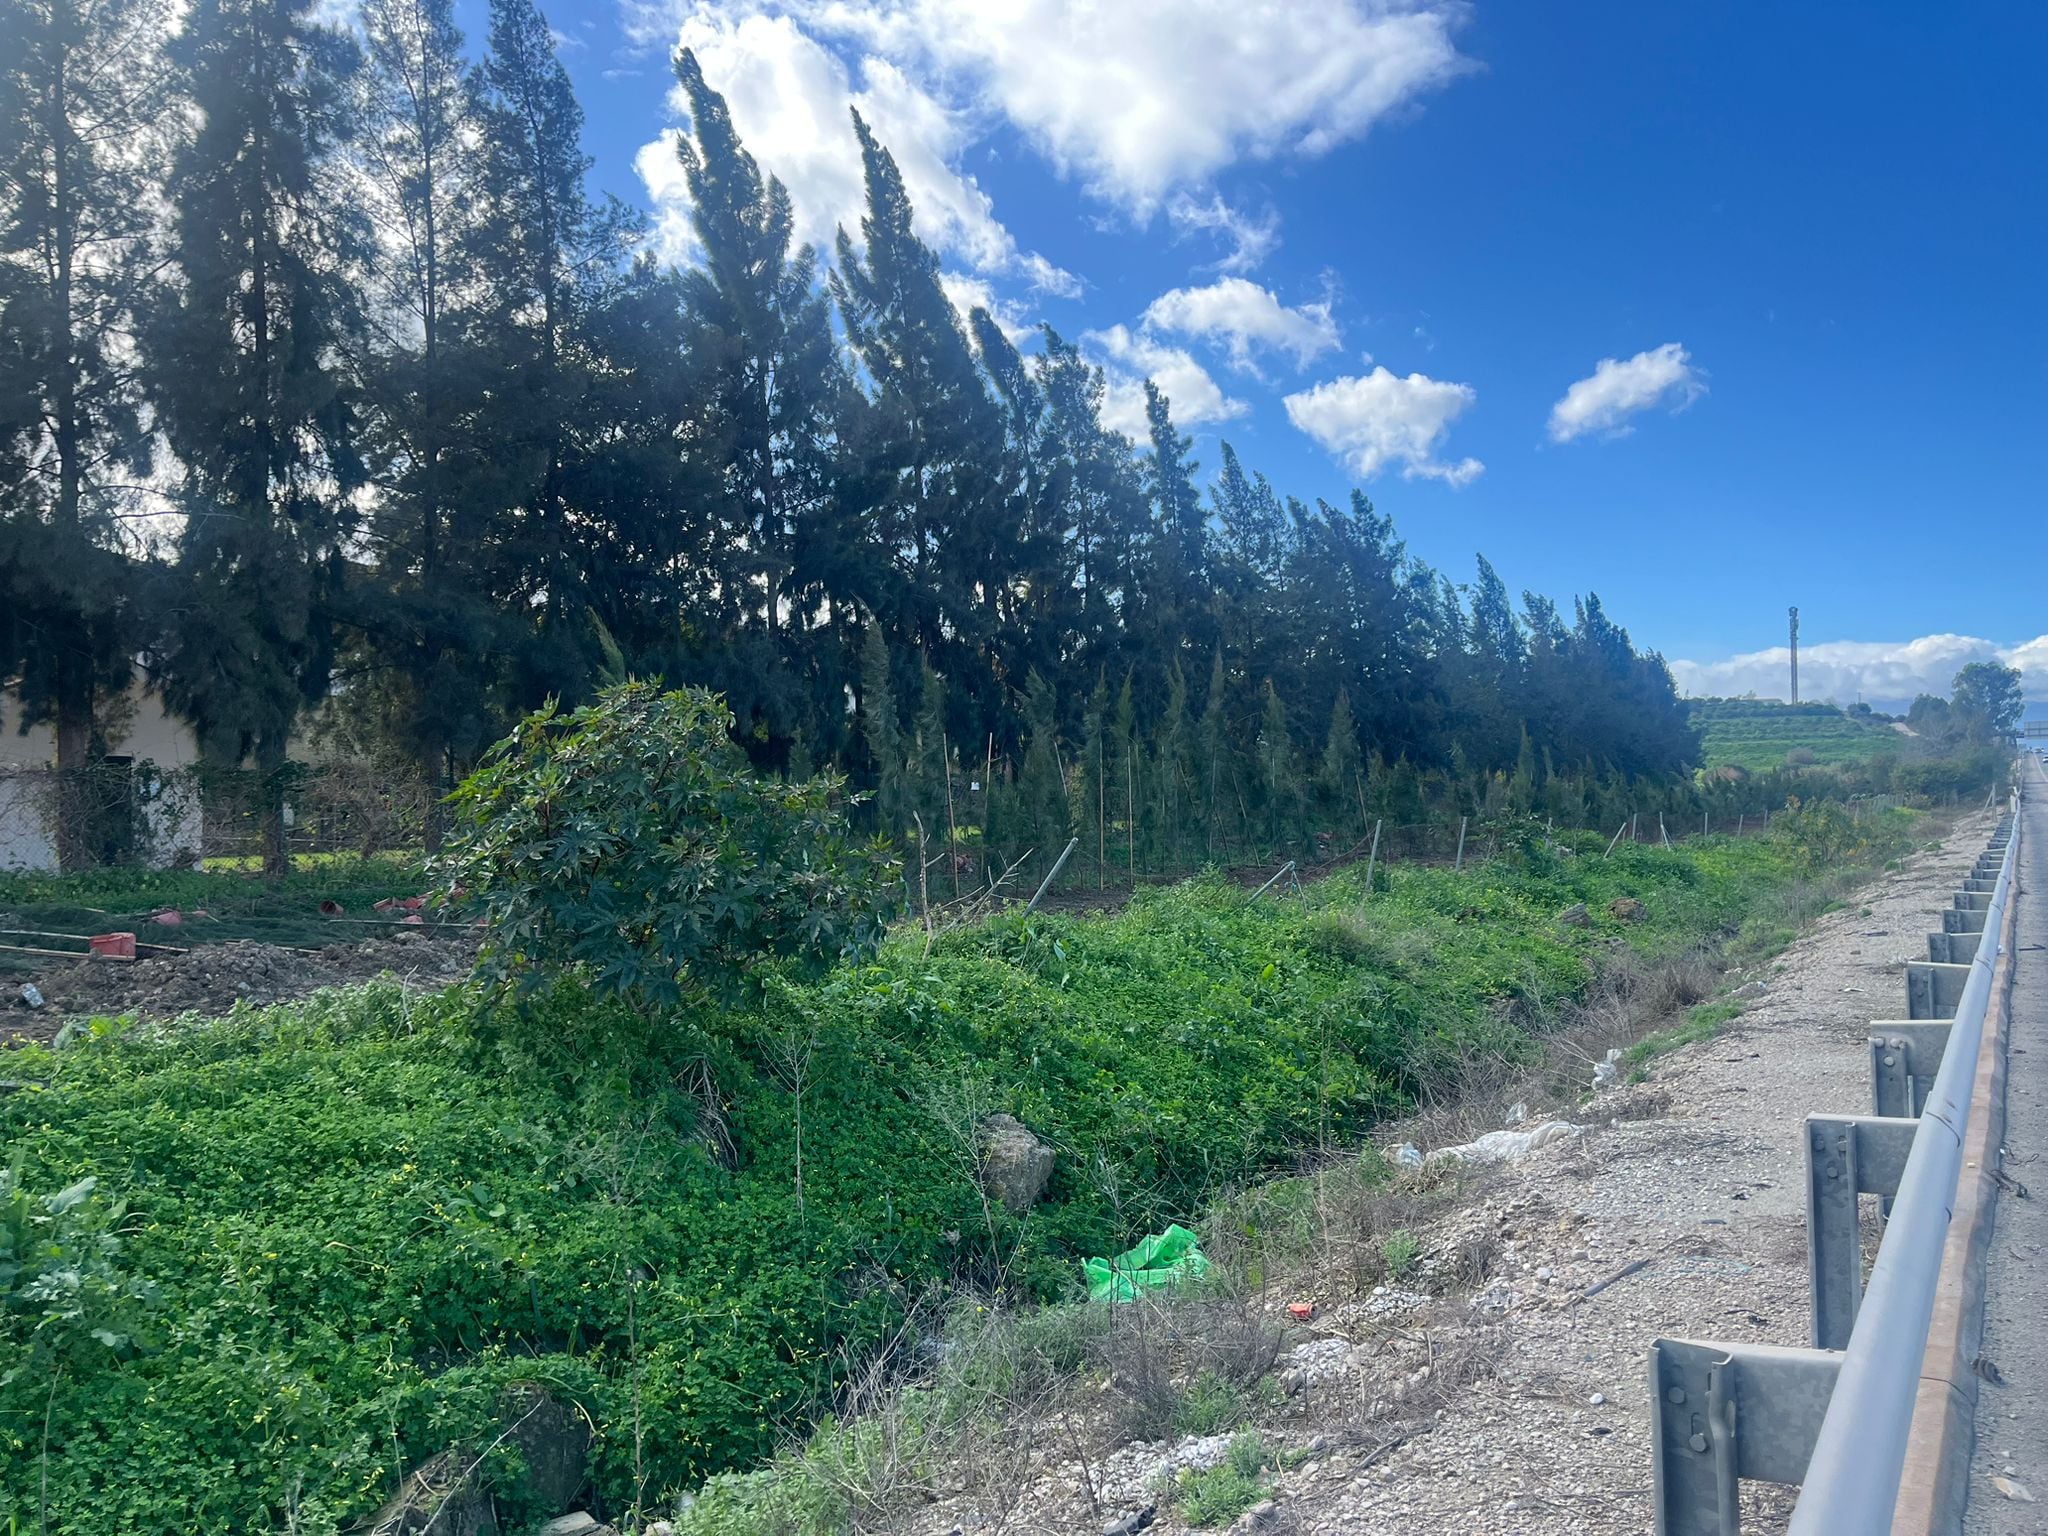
{"left": 1732, "top": 980, "right": 1767, "bottom": 1000}
{"left": 1084, "top": 1225, "right": 1210, "bottom": 1303}
{"left": 1426, "top": 1121, "right": 1581, "bottom": 1166}
{"left": 1588, "top": 1392, "right": 1606, "bottom": 1406}
{"left": 88, "top": 932, "right": 136, "bottom": 960}
{"left": 320, "top": 900, "right": 345, "bottom": 916}
{"left": 1286, "top": 1302, "right": 1315, "bottom": 1321}
{"left": 1972, "top": 1355, "right": 2008, "bottom": 1386}
{"left": 1503, "top": 1101, "right": 1527, "bottom": 1126}
{"left": 17, "top": 983, "right": 43, "bottom": 1009}
{"left": 1593, "top": 1048, "right": 1623, "bottom": 1089}
{"left": 150, "top": 908, "right": 182, "bottom": 926}
{"left": 1392, "top": 1142, "right": 1424, "bottom": 1169}
{"left": 1993, "top": 1475, "right": 2035, "bottom": 1503}
{"left": 373, "top": 895, "right": 428, "bottom": 913}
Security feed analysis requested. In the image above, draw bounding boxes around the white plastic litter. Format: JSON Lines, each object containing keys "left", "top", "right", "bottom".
{"left": 18, "top": 983, "right": 43, "bottom": 1009}
{"left": 1426, "top": 1120, "right": 1582, "bottom": 1166}
{"left": 1392, "top": 1142, "right": 1424, "bottom": 1169}
{"left": 1503, "top": 1101, "right": 1527, "bottom": 1125}
{"left": 1591, "top": 1047, "right": 1622, "bottom": 1089}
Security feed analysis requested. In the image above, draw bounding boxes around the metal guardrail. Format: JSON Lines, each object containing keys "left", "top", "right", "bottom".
{"left": 1650, "top": 792, "right": 2020, "bottom": 1534}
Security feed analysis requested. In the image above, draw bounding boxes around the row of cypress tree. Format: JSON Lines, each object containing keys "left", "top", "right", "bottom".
{"left": 0, "top": 0, "right": 1699, "bottom": 875}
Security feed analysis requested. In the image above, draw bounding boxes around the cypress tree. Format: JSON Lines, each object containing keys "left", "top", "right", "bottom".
{"left": 349, "top": 0, "right": 497, "bottom": 831}
{"left": 464, "top": 0, "right": 633, "bottom": 704}
{"left": 671, "top": 48, "right": 850, "bottom": 755}
{"left": 0, "top": 0, "right": 175, "bottom": 866}
{"left": 148, "top": 0, "right": 367, "bottom": 876}
{"left": 832, "top": 111, "right": 1005, "bottom": 739}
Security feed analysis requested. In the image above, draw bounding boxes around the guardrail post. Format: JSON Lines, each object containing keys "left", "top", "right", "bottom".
{"left": 1906, "top": 960, "right": 1971, "bottom": 1018}
{"left": 1651, "top": 1339, "right": 1841, "bottom": 1534}
{"left": 1805, "top": 1114, "right": 1917, "bottom": 1347}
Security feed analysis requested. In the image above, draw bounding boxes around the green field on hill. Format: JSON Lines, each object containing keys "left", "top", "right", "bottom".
{"left": 1688, "top": 698, "right": 1905, "bottom": 771}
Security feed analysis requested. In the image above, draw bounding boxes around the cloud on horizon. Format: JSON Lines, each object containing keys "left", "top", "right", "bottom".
{"left": 1670, "top": 632, "right": 2048, "bottom": 710}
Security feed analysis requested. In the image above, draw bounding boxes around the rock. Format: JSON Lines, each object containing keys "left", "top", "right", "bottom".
{"left": 1559, "top": 903, "right": 1592, "bottom": 928}
{"left": 368, "top": 1388, "right": 588, "bottom": 1536}
{"left": 537, "top": 1517, "right": 606, "bottom": 1536}
{"left": 1607, "top": 897, "right": 1648, "bottom": 923}
{"left": 1588, "top": 1392, "right": 1606, "bottom": 1406}
{"left": 979, "top": 1113, "right": 1055, "bottom": 1212}
{"left": 1233, "top": 1500, "right": 1283, "bottom": 1532}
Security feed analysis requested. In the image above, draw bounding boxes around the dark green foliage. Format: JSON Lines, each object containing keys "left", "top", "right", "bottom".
{"left": 147, "top": 0, "right": 369, "bottom": 876}
{"left": 0, "top": 806, "right": 1918, "bottom": 1528}
{"left": 0, "top": 0, "right": 175, "bottom": 868}
{"left": 441, "top": 683, "right": 900, "bottom": 1009}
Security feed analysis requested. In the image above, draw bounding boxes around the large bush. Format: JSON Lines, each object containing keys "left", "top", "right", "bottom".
{"left": 441, "top": 684, "right": 900, "bottom": 1008}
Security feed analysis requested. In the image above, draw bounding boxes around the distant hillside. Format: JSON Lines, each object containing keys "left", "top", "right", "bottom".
{"left": 1687, "top": 697, "right": 1905, "bottom": 771}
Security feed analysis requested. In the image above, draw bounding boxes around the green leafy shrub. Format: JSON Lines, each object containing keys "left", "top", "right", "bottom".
{"left": 441, "top": 684, "right": 900, "bottom": 1008}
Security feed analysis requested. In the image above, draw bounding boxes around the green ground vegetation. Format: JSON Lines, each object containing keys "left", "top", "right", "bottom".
{"left": 0, "top": 805, "right": 1922, "bottom": 1532}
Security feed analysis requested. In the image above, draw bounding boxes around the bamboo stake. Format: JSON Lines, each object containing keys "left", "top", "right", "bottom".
{"left": 1605, "top": 821, "right": 1628, "bottom": 856}
{"left": 942, "top": 737, "right": 961, "bottom": 899}
{"left": 1026, "top": 837, "right": 1080, "bottom": 913}
{"left": 1364, "top": 818, "right": 1382, "bottom": 897}
{"left": 1454, "top": 815, "right": 1468, "bottom": 872}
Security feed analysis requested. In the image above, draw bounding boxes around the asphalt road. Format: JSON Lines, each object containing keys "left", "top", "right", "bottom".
{"left": 1965, "top": 757, "right": 2048, "bottom": 1533}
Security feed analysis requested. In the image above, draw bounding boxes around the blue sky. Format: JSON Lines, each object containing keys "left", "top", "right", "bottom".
{"left": 462, "top": 0, "right": 2048, "bottom": 708}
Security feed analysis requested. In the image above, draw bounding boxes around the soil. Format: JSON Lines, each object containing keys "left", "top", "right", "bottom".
{"left": 1, "top": 927, "right": 477, "bottom": 1045}
{"left": 901, "top": 805, "right": 1997, "bottom": 1536}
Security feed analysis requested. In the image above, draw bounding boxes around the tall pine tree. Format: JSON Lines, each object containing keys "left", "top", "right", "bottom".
{"left": 0, "top": 0, "right": 175, "bottom": 867}
{"left": 149, "top": 0, "right": 366, "bottom": 875}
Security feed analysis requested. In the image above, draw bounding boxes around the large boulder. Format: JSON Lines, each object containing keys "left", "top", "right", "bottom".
{"left": 980, "top": 1113, "right": 1055, "bottom": 1212}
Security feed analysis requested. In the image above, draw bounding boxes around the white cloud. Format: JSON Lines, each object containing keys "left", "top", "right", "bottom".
{"left": 939, "top": 272, "right": 1034, "bottom": 346}
{"left": 1140, "top": 277, "right": 1339, "bottom": 370}
{"left": 632, "top": 10, "right": 1074, "bottom": 293}
{"left": 1085, "top": 324, "right": 1246, "bottom": 437}
{"left": 1548, "top": 342, "right": 1705, "bottom": 443}
{"left": 626, "top": 0, "right": 1470, "bottom": 215}
{"left": 1166, "top": 194, "right": 1281, "bottom": 273}
{"left": 1283, "top": 367, "right": 1482, "bottom": 486}
{"left": 1669, "top": 633, "right": 2048, "bottom": 709}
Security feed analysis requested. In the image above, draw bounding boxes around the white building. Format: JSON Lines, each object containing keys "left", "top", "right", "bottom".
{"left": 0, "top": 684, "right": 205, "bottom": 871}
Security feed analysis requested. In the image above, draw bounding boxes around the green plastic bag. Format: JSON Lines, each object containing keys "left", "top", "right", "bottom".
{"left": 1082, "top": 1223, "right": 1210, "bottom": 1303}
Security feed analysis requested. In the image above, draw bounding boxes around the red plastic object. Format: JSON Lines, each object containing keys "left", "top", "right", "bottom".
{"left": 89, "top": 932, "right": 137, "bottom": 960}
{"left": 151, "top": 908, "right": 183, "bottom": 926}
{"left": 1286, "top": 1302, "right": 1316, "bottom": 1321}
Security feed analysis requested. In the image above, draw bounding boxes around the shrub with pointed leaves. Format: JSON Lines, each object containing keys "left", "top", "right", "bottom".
{"left": 441, "top": 683, "right": 900, "bottom": 1009}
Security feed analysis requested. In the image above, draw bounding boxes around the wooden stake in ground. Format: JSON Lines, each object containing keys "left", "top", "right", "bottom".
{"left": 1364, "top": 818, "right": 1382, "bottom": 898}
{"left": 1455, "top": 815, "right": 1468, "bottom": 872}
{"left": 942, "top": 738, "right": 961, "bottom": 899}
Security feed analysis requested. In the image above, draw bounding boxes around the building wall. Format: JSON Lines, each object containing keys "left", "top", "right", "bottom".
{"left": 0, "top": 685, "right": 205, "bottom": 871}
